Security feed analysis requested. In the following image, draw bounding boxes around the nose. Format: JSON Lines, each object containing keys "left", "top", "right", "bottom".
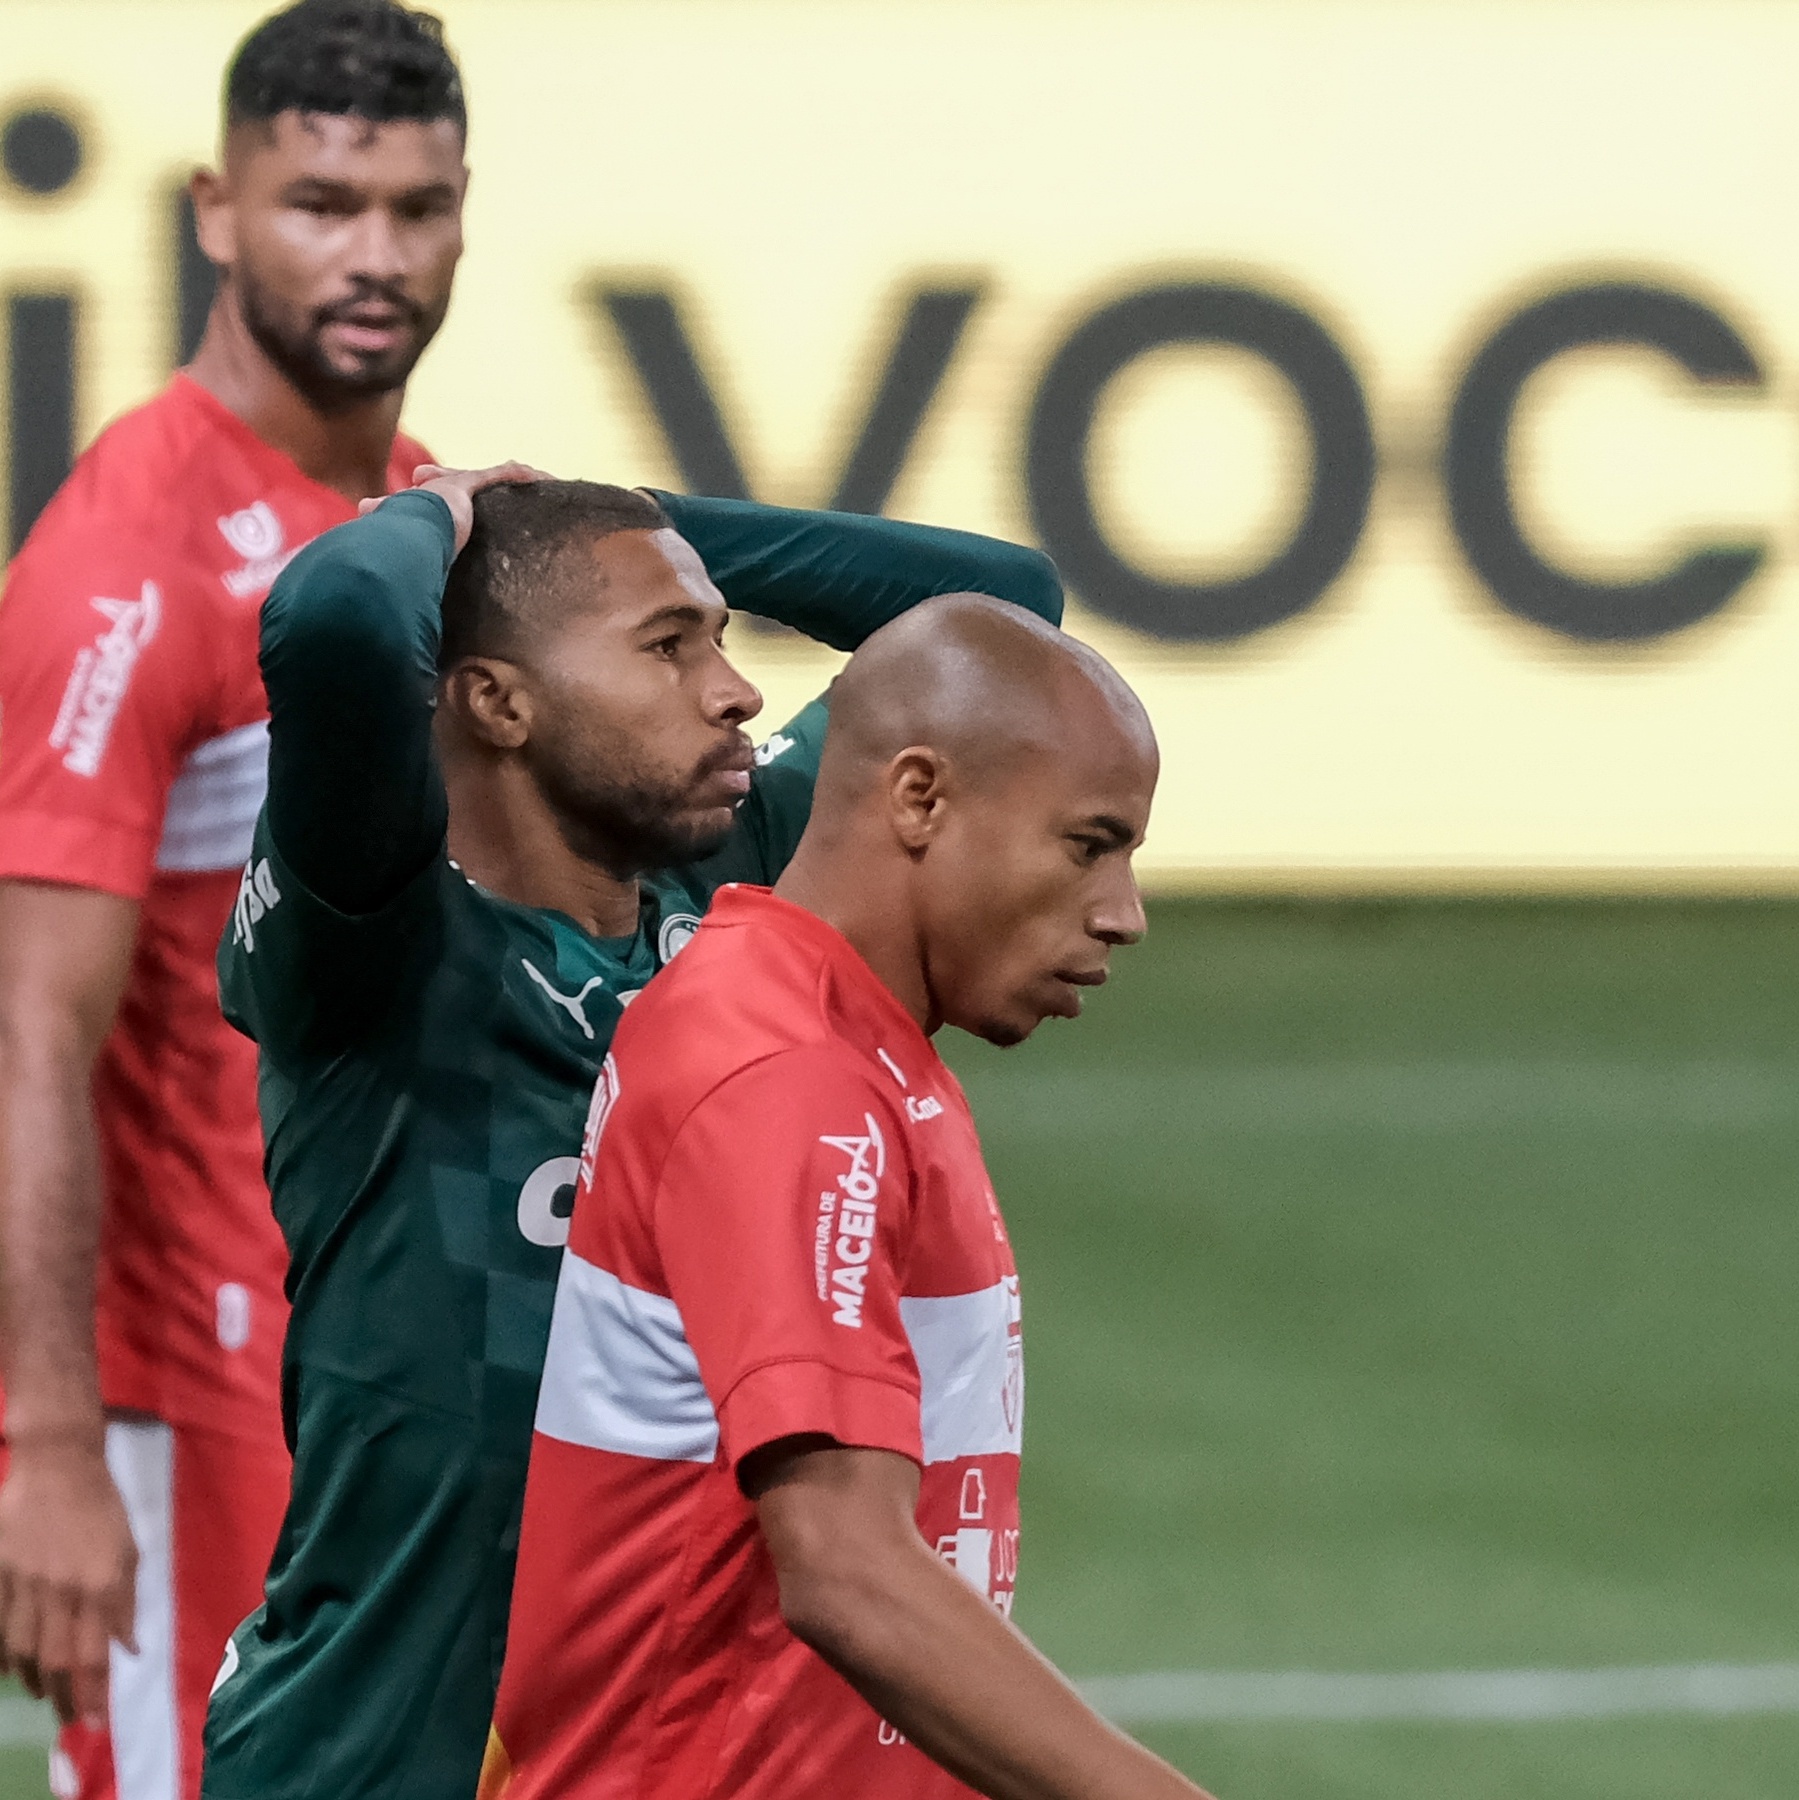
{"left": 706, "top": 646, "right": 763, "bottom": 730}
{"left": 1090, "top": 865, "right": 1147, "bottom": 947}
{"left": 347, "top": 206, "right": 408, "bottom": 283}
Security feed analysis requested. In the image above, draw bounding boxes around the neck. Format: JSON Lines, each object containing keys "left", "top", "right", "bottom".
{"left": 444, "top": 754, "right": 643, "bottom": 940}
{"left": 185, "top": 287, "right": 405, "bottom": 505}
{"left": 775, "top": 835, "right": 936, "bottom": 1033}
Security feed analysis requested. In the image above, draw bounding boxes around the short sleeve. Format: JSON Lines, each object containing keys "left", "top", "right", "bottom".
{"left": 0, "top": 543, "right": 214, "bottom": 899}
{"left": 653, "top": 1048, "right": 922, "bottom": 1471}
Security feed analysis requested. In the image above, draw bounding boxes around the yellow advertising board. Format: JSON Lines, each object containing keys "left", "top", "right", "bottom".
{"left": 3, "top": 0, "right": 1799, "bottom": 889}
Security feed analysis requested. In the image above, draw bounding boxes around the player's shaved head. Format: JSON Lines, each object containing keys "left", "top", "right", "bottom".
{"left": 812, "top": 593, "right": 1152, "bottom": 811}
{"left": 439, "top": 481, "right": 673, "bottom": 668}
{"left": 779, "top": 595, "right": 1157, "bottom": 1048}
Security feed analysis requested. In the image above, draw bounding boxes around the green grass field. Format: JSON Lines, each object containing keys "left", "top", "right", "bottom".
{"left": 2, "top": 897, "right": 1792, "bottom": 1798}
{"left": 942, "top": 897, "right": 1799, "bottom": 1799}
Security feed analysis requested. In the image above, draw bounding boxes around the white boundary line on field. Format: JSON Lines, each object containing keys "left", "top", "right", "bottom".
{"left": 3, "top": 1662, "right": 1794, "bottom": 1749}
{"left": 1079, "top": 1663, "right": 1799, "bottom": 1726}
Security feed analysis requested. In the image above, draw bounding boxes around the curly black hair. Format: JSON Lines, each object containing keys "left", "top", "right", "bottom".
{"left": 226, "top": 0, "right": 465, "bottom": 135}
{"left": 439, "top": 483, "right": 675, "bottom": 670}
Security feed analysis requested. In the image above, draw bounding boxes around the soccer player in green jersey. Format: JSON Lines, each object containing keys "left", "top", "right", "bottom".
{"left": 202, "top": 462, "right": 1062, "bottom": 1799}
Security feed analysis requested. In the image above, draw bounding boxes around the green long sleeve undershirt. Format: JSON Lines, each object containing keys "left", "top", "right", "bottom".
{"left": 260, "top": 490, "right": 1064, "bottom": 918}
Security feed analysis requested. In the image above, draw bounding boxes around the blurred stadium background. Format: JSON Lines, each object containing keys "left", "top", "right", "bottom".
{"left": 2, "top": 0, "right": 1796, "bottom": 1795}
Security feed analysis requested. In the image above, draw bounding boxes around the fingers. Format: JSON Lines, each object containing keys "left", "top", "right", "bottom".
{"left": 2, "top": 1577, "right": 43, "bottom": 1700}
{"left": 70, "top": 1594, "right": 115, "bottom": 1726}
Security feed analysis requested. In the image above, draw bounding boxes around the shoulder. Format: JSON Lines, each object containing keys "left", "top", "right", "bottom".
{"left": 4, "top": 386, "right": 240, "bottom": 618}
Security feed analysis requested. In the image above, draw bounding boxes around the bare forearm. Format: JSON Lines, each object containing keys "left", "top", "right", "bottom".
{"left": 0, "top": 1027, "right": 105, "bottom": 1442}
{"left": 788, "top": 1543, "right": 1210, "bottom": 1800}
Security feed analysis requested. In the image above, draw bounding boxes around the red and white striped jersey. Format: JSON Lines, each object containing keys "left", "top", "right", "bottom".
{"left": 492, "top": 884, "right": 1023, "bottom": 1800}
{"left": 0, "top": 375, "right": 428, "bottom": 1442}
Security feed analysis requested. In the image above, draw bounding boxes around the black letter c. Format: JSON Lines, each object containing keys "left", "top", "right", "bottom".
{"left": 1445, "top": 281, "right": 1767, "bottom": 642}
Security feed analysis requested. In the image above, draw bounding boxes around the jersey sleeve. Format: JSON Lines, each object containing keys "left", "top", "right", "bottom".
{"left": 653, "top": 1050, "right": 923, "bottom": 1472}
{"left": 653, "top": 491, "right": 1066, "bottom": 648}
{"left": 0, "top": 537, "right": 216, "bottom": 899}
{"left": 219, "top": 491, "right": 458, "bottom": 1056}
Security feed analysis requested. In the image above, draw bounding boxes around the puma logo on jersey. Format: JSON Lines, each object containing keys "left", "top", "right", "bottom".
{"left": 754, "top": 732, "right": 795, "bottom": 767}
{"left": 521, "top": 960, "right": 604, "bottom": 1039}
{"left": 219, "top": 501, "right": 297, "bottom": 600}
{"left": 820, "top": 1113, "right": 886, "bottom": 1328}
{"left": 49, "top": 584, "right": 161, "bottom": 777}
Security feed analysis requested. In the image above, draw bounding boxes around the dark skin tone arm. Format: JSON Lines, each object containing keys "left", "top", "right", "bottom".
{"left": 0, "top": 882, "right": 141, "bottom": 1727}
{"left": 747, "top": 1439, "right": 1214, "bottom": 1800}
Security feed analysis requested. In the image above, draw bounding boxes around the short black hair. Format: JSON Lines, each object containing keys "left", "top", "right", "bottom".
{"left": 439, "top": 481, "right": 673, "bottom": 670}
{"left": 226, "top": 1, "right": 466, "bottom": 136}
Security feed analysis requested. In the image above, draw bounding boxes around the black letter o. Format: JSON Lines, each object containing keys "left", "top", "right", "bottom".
{"left": 1026, "top": 282, "right": 1375, "bottom": 642}
{"left": 1445, "top": 281, "right": 1767, "bottom": 642}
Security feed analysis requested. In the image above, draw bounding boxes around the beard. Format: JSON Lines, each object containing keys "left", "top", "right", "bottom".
{"left": 236, "top": 265, "right": 445, "bottom": 414}
{"left": 532, "top": 732, "right": 744, "bottom": 881}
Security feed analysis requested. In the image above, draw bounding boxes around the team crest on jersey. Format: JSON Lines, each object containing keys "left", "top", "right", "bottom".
{"left": 49, "top": 584, "right": 161, "bottom": 777}
{"left": 658, "top": 912, "right": 702, "bottom": 964}
{"left": 219, "top": 501, "right": 297, "bottom": 599}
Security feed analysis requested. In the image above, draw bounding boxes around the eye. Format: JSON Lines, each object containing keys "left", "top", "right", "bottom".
{"left": 1068, "top": 834, "right": 1108, "bottom": 863}
{"left": 646, "top": 633, "right": 684, "bottom": 660}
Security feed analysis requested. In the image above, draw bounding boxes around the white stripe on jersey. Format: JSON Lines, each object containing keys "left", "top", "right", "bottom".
{"left": 155, "top": 720, "right": 269, "bottom": 874}
{"left": 901, "top": 1277, "right": 1024, "bottom": 1464}
{"left": 535, "top": 1253, "right": 720, "bottom": 1463}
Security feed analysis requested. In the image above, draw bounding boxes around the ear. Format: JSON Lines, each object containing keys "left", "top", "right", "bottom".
{"left": 443, "top": 658, "right": 533, "bottom": 751}
{"left": 189, "top": 166, "right": 235, "bottom": 270}
{"left": 884, "top": 746, "right": 951, "bottom": 853}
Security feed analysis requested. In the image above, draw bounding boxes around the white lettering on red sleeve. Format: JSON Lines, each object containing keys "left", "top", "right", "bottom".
{"left": 49, "top": 584, "right": 161, "bottom": 777}
{"left": 819, "top": 1112, "right": 887, "bottom": 1328}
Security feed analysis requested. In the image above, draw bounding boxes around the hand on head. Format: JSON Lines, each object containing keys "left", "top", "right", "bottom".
{"left": 359, "top": 462, "right": 551, "bottom": 554}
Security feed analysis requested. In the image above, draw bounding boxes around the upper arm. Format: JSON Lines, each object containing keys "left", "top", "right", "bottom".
{"left": 259, "top": 495, "right": 454, "bottom": 913}
{"left": 0, "top": 882, "right": 139, "bottom": 1069}
{"left": 655, "top": 492, "right": 1066, "bottom": 649}
{"left": 0, "top": 545, "right": 213, "bottom": 902}
{"left": 747, "top": 1439, "right": 922, "bottom": 1583}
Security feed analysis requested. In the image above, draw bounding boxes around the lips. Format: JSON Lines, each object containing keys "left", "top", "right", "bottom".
{"left": 698, "top": 738, "right": 755, "bottom": 802}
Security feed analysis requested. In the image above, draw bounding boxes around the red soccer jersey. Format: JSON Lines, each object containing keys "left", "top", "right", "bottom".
{"left": 493, "top": 884, "right": 1024, "bottom": 1800}
{"left": 0, "top": 374, "right": 429, "bottom": 1442}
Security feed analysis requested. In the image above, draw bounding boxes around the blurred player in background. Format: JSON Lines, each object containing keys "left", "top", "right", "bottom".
{"left": 488, "top": 596, "right": 1214, "bottom": 1800}
{"left": 201, "top": 467, "right": 1063, "bottom": 1800}
{"left": 0, "top": 4, "right": 464, "bottom": 1795}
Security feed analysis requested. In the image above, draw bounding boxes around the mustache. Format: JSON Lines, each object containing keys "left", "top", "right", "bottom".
{"left": 313, "top": 279, "right": 426, "bottom": 330}
{"left": 695, "top": 733, "right": 755, "bottom": 782}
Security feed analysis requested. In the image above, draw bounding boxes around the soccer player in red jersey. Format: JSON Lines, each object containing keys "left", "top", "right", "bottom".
{"left": 0, "top": 5, "right": 463, "bottom": 1794}
{"left": 490, "top": 596, "right": 1218, "bottom": 1800}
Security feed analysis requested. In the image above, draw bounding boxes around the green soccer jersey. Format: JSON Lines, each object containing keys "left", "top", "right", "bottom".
{"left": 203, "top": 489, "right": 1061, "bottom": 1800}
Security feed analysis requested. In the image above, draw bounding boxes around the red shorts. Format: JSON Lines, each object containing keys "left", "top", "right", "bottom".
{"left": 44, "top": 1419, "right": 288, "bottom": 1800}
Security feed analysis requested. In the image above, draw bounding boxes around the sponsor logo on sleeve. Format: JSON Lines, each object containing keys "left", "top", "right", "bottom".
{"left": 230, "top": 856, "right": 282, "bottom": 951}
{"left": 218, "top": 502, "right": 297, "bottom": 600}
{"left": 49, "top": 584, "right": 161, "bottom": 777}
{"left": 753, "top": 731, "right": 796, "bottom": 767}
{"left": 817, "top": 1112, "right": 887, "bottom": 1328}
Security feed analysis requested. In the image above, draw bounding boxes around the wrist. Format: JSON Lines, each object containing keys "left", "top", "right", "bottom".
{"left": 4, "top": 1420, "right": 107, "bottom": 1459}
